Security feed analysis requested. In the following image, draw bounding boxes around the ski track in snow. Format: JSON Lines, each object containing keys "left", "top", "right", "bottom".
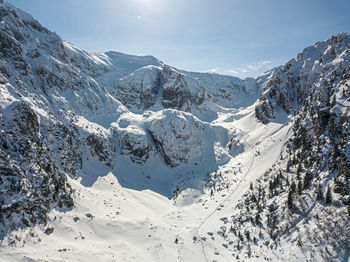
{"left": 197, "top": 137, "right": 255, "bottom": 262}
{"left": 0, "top": 108, "right": 294, "bottom": 262}
{"left": 195, "top": 117, "right": 293, "bottom": 261}
{"left": 2, "top": 4, "right": 349, "bottom": 261}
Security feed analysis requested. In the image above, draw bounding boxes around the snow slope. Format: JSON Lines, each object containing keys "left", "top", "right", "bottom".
{"left": 0, "top": 1, "right": 349, "bottom": 262}
{"left": 0, "top": 108, "right": 294, "bottom": 262}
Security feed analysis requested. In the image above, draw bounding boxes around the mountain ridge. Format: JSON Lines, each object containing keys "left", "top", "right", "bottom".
{"left": 0, "top": 1, "right": 349, "bottom": 261}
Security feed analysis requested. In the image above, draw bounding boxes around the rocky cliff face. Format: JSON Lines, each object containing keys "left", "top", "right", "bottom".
{"left": 224, "top": 73, "right": 350, "bottom": 260}
{"left": 114, "top": 65, "right": 209, "bottom": 112}
{"left": 0, "top": 2, "right": 116, "bottom": 232}
{"left": 146, "top": 110, "right": 215, "bottom": 167}
{"left": 114, "top": 64, "right": 259, "bottom": 114}
{"left": 114, "top": 66, "right": 161, "bottom": 110}
{"left": 0, "top": 101, "right": 73, "bottom": 231}
{"left": 0, "top": 3, "right": 349, "bottom": 257}
{"left": 220, "top": 33, "right": 350, "bottom": 261}
{"left": 0, "top": 2, "right": 254, "bottom": 231}
{"left": 255, "top": 33, "right": 350, "bottom": 123}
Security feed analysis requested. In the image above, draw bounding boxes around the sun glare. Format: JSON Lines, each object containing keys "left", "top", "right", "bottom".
{"left": 135, "top": 0, "right": 152, "bottom": 5}
{"left": 133, "top": 0, "right": 163, "bottom": 19}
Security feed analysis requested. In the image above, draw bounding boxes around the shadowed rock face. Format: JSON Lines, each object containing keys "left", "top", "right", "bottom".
{"left": 161, "top": 66, "right": 192, "bottom": 110}
{"left": 114, "top": 66, "right": 161, "bottom": 110}
{"left": 118, "top": 132, "right": 154, "bottom": 164}
{"left": 1, "top": 4, "right": 349, "bottom": 255}
{"left": 0, "top": 102, "right": 74, "bottom": 229}
{"left": 146, "top": 110, "right": 214, "bottom": 168}
{"left": 114, "top": 109, "right": 216, "bottom": 168}
{"left": 86, "top": 134, "right": 115, "bottom": 168}
{"left": 0, "top": 2, "right": 118, "bottom": 231}
{"left": 114, "top": 65, "right": 205, "bottom": 112}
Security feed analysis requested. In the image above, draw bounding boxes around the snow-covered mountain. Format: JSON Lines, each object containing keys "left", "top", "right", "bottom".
{"left": 255, "top": 32, "right": 350, "bottom": 123}
{"left": 214, "top": 33, "right": 350, "bottom": 261}
{"left": 0, "top": 0, "right": 257, "bottom": 229}
{"left": 0, "top": 1, "right": 349, "bottom": 261}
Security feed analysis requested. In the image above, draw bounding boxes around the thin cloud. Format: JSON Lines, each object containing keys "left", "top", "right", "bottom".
{"left": 209, "top": 61, "right": 274, "bottom": 78}
{"left": 247, "top": 61, "right": 273, "bottom": 71}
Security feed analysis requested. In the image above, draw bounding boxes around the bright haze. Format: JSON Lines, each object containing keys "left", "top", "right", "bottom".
{"left": 7, "top": 0, "right": 350, "bottom": 78}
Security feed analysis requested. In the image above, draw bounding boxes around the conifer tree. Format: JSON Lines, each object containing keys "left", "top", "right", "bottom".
{"left": 316, "top": 183, "right": 324, "bottom": 202}
{"left": 296, "top": 164, "right": 302, "bottom": 179}
{"left": 290, "top": 181, "right": 296, "bottom": 193}
{"left": 287, "top": 191, "right": 293, "bottom": 209}
{"left": 325, "top": 186, "right": 332, "bottom": 204}
{"left": 247, "top": 243, "right": 252, "bottom": 258}
{"left": 297, "top": 180, "right": 303, "bottom": 195}
{"left": 238, "top": 231, "right": 243, "bottom": 241}
{"left": 303, "top": 171, "right": 312, "bottom": 189}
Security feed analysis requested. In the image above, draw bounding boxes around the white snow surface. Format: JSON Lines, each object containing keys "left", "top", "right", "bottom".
{"left": 0, "top": 2, "right": 349, "bottom": 262}
{"left": 0, "top": 106, "right": 295, "bottom": 262}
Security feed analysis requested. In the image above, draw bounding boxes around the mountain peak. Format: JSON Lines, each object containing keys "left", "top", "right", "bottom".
{"left": 0, "top": 3, "right": 349, "bottom": 261}
{"left": 0, "top": 1, "right": 49, "bottom": 33}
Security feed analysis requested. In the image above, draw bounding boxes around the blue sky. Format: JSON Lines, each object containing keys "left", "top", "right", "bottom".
{"left": 7, "top": 0, "right": 350, "bottom": 78}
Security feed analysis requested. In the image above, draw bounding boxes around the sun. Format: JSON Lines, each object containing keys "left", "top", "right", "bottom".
{"left": 134, "top": 0, "right": 158, "bottom": 14}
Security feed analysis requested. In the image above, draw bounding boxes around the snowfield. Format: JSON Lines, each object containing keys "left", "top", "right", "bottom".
{"left": 0, "top": 2, "right": 349, "bottom": 262}
{"left": 0, "top": 107, "right": 295, "bottom": 262}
